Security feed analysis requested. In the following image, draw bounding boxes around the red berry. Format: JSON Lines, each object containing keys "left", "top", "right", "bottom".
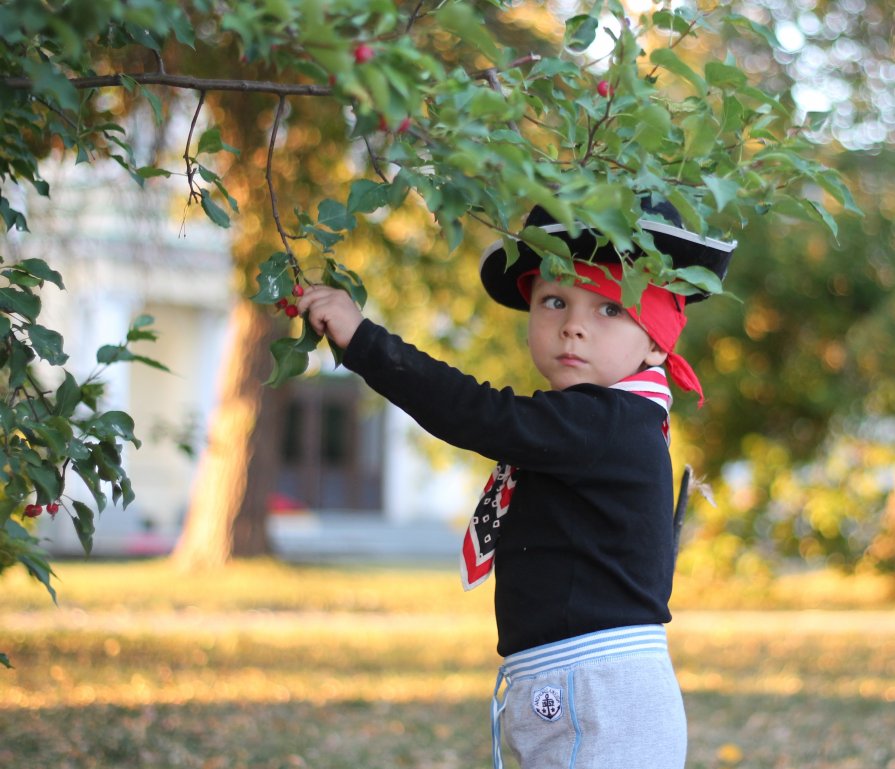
{"left": 292, "top": 284, "right": 304, "bottom": 298}
{"left": 47, "top": 502, "right": 60, "bottom": 516}
{"left": 597, "top": 80, "right": 613, "bottom": 97}
{"left": 328, "top": 74, "right": 337, "bottom": 87}
{"left": 284, "top": 304, "right": 299, "bottom": 318}
{"left": 354, "top": 43, "right": 375, "bottom": 64}
{"left": 24, "top": 504, "right": 42, "bottom": 518}
{"left": 275, "top": 298, "right": 289, "bottom": 309}
{"left": 397, "top": 116, "right": 412, "bottom": 134}
{"left": 377, "top": 114, "right": 389, "bottom": 132}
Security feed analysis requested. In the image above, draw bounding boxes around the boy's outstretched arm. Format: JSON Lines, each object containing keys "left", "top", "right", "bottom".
{"left": 296, "top": 285, "right": 364, "bottom": 349}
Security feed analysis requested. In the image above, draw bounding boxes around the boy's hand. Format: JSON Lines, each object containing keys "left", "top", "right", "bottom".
{"left": 296, "top": 285, "right": 364, "bottom": 349}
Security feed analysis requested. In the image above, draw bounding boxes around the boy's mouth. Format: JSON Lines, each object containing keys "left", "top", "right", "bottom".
{"left": 557, "top": 353, "right": 585, "bottom": 365}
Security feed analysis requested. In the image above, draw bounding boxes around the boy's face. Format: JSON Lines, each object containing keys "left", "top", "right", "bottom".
{"left": 527, "top": 275, "right": 668, "bottom": 391}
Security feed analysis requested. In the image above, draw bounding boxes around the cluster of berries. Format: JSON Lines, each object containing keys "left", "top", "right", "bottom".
{"left": 275, "top": 283, "right": 305, "bottom": 318}
{"left": 24, "top": 502, "right": 60, "bottom": 518}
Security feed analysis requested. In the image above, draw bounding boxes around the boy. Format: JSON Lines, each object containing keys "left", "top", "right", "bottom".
{"left": 297, "top": 202, "right": 735, "bottom": 769}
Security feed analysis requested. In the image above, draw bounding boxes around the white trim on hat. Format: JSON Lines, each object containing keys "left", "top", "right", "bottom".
{"left": 479, "top": 218, "right": 737, "bottom": 263}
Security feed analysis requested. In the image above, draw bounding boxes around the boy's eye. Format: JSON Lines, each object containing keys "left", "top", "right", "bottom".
{"left": 600, "top": 302, "right": 623, "bottom": 317}
{"left": 542, "top": 296, "right": 565, "bottom": 310}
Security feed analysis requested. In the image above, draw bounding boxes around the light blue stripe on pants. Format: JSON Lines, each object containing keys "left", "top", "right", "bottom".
{"left": 492, "top": 625, "right": 687, "bottom": 769}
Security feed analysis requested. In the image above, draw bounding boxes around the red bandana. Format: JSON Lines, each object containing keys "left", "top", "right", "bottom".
{"left": 460, "top": 367, "right": 672, "bottom": 591}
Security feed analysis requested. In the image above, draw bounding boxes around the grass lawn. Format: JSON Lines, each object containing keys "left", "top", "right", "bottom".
{"left": 2, "top": 559, "right": 895, "bottom": 769}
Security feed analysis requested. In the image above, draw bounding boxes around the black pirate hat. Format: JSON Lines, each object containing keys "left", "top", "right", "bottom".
{"left": 480, "top": 200, "right": 737, "bottom": 311}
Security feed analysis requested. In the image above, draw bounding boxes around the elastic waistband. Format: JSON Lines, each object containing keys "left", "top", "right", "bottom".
{"left": 502, "top": 625, "right": 668, "bottom": 681}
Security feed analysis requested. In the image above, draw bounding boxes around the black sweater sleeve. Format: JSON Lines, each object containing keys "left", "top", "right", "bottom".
{"left": 345, "top": 320, "right": 676, "bottom": 655}
{"left": 343, "top": 319, "right": 621, "bottom": 475}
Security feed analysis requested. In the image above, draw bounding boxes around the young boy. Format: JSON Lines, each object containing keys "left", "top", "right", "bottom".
{"left": 297, "top": 202, "right": 735, "bottom": 769}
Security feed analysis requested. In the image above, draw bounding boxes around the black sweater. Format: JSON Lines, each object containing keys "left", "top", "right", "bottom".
{"left": 344, "top": 320, "right": 675, "bottom": 657}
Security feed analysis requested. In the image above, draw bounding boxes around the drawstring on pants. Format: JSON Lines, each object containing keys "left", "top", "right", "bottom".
{"left": 491, "top": 665, "right": 510, "bottom": 769}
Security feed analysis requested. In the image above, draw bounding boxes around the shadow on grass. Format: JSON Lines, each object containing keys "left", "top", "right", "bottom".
{"left": 3, "top": 698, "right": 494, "bottom": 769}
{"left": 4, "top": 690, "right": 894, "bottom": 769}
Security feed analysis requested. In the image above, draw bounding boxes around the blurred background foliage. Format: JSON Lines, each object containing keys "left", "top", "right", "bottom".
{"left": 3, "top": 0, "right": 895, "bottom": 582}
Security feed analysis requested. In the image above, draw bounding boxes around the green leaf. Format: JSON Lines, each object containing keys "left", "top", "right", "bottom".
{"left": 127, "top": 315, "right": 160, "bottom": 342}
{"left": 519, "top": 226, "right": 572, "bottom": 261}
{"left": 200, "top": 189, "right": 231, "bottom": 228}
{"left": 682, "top": 113, "right": 719, "bottom": 158}
{"left": 666, "top": 189, "right": 704, "bottom": 233}
{"left": 0, "top": 197, "right": 29, "bottom": 232}
{"left": 27, "top": 324, "right": 68, "bottom": 365}
{"left": 636, "top": 104, "right": 672, "bottom": 151}
{"left": 502, "top": 236, "right": 520, "bottom": 269}
{"left": 620, "top": 267, "right": 651, "bottom": 308}
{"left": 723, "top": 12, "right": 779, "bottom": 49}
{"left": 324, "top": 261, "right": 368, "bottom": 308}
{"left": 434, "top": 2, "right": 502, "bottom": 65}
{"left": 0, "top": 652, "right": 11, "bottom": 669}
{"left": 564, "top": 15, "right": 599, "bottom": 53}
{"left": 252, "top": 252, "right": 293, "bottom": 304}
{"left": 317, "top": 199, "right": 356, "bottom": 232}
{"left": 88, "top": 411, "right": 141, "bottom": 448}
{"left": 34, "top": 417, "right": 73, "bottom": 459}
{"left": 670, "top": 265, "right": 724, "bottom": 296}
{"left": 265, "top": 338, "right": 312, "bottom": 387}
{"left": 140, "top": 85, "right": 164, "bottom": 125}
{"left": 704, "top": 175, "right": 740, "bottom": 213}
{"left": 130, "top": 354, "right": 171, "bottom": 372}
{"left": 0, "top": 287, "right": 40, "bottom": 321}
{"left": 815, "top": 170, "right": 863, "bottom": 217}
{"left": 804, "top": 198, "right": 839, "bottom": 240}
{"left": 9, "top": 258, "right": 64, "bottom": 289}
{"left": 24, "top": 459, "right": 61, "bottom": 503}
{"left": 72, "top": 501, "right": 95, "bottom": 555}
{"left": 347, "top": 179, "right": 392, "bottom": 214}
{"left": 97, "top": 344, "right": 131, "bottom": 364}
{"left": 197, "top": 127, "right": 239, "bottom": 156}
{"left": 652, "top": 9, "right": 694, "bottom": 37}
{"left": 650, "top": 48, "right": 706, "bottom": 97}
{"left": 136, "top": 166, "right": 173, "bottom": 179}
{"left": 704, "top": 62, "right": 747, "bottom": 90}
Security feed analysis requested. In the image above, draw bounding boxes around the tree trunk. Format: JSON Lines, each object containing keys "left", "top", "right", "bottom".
{"left": 171, "top": 298, "right": 284, "bottom": 569}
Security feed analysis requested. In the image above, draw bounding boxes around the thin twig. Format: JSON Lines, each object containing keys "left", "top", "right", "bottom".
{"left": 405, "top": 1, "right": 426, "bottom": 33}
{"left": 470, "top": 53, "right": 542, "bottom": 80}
{"left": 152, "top": 50, "right": 166, "bottom": 75}
{"left": 266, "top": 94, "right": 306, "bottom": 283}
{"left": 483, "top": 68, "right": 519, "bottom": 133}
{"left": 362, "top": 135, "right": 390, "bottom": 183}
{"left": 183, "top": 90, "right": 205, "bottom": 205}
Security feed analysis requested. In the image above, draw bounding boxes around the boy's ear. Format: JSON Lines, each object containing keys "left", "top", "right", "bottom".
{"left": 644, "top": 342, "right": 668, "bottom": 367}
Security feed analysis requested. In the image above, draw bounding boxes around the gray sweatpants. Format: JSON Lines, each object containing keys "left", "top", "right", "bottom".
{"left": 492, "top": 625, "right": 687, "bottom": 769}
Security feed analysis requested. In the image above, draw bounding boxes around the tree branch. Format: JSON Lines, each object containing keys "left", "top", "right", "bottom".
{"left": 2, "top": 72, "right": 332, "bottom": 97}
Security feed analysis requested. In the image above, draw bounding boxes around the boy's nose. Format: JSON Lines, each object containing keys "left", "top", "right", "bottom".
{"left": 561, "top": 320, "right": 585, "bottom": 339}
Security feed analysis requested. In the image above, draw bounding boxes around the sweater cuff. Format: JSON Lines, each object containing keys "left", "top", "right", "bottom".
{"left": 342, "top": 317, "right": 382, "bottom": 374}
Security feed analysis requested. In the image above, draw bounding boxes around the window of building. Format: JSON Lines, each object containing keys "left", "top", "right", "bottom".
{"left": 277, "top": 376, "right": 384, "bottom": 512}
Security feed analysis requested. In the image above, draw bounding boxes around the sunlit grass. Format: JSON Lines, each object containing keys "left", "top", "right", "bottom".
{"left": 3, "top": 559, "right": 895, "bottom": 768}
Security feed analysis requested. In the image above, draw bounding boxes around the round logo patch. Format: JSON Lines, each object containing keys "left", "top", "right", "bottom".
{"left": 531, "top": 685, "right": 563, "bottom": 722}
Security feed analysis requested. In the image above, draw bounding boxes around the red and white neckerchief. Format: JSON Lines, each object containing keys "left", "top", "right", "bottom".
{"left": 460, "top": 366, "right": 672, "bottom": 591}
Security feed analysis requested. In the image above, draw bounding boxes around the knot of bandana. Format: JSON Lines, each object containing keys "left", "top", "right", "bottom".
{"left": 459, "top": 366, "right": 672, "bottom": 591}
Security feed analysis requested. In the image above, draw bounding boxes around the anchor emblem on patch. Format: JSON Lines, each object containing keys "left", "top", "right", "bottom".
{"left": 531, "top": 685, "right": 562, "bottom": 722}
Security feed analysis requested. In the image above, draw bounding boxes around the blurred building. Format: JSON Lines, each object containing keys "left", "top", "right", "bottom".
{"left": 4, "top": 160, "right": 469, "bottom": 561}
